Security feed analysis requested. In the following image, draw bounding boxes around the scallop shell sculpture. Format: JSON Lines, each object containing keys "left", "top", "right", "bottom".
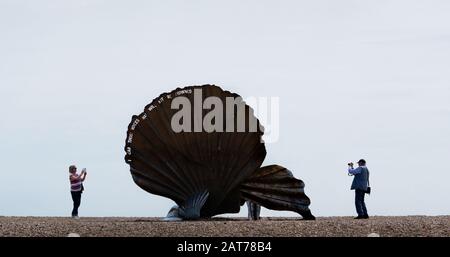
{"left": 124, "top": 85, "right": 314, "bottom": 220}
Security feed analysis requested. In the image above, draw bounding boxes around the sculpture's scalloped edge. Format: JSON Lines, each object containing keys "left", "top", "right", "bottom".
{"left": 124, "top": 84, "right": 265, "bottom": 164}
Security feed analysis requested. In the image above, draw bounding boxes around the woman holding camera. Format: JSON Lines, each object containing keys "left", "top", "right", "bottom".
{"left": 69, "top": 165, "right": 87, "bottom": 219}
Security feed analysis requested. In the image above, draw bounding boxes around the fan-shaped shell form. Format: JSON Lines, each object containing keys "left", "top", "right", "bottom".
{"left": 241, "top": 165, "right": 312, "bottom": 215}
{"left": 125, "top": 85, "right": 266, "bottom": 218}
{"left": 125, "top": 84, "right": 314, "bottom": 220}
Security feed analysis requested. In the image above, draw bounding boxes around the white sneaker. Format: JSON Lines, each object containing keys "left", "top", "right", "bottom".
{"left": 72, "top": 215, "right": 80, "bottom": 219}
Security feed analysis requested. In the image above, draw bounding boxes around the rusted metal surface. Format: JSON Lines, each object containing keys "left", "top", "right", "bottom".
{"left": 124, "top": 85, "right": 314, "bottom": 220}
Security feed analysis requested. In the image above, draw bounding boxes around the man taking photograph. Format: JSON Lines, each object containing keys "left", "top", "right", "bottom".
{"left": 348, "top": 159, "right": 370, "bottom": 219}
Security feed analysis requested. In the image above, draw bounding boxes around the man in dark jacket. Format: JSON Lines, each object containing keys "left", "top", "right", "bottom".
{"left": 348, "top": 159, "right": 370, "bottom": 219}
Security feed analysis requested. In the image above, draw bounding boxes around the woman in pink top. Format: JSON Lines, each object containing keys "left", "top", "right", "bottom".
{"left": 69, "top": 165, "right": 87, "bottom": 218}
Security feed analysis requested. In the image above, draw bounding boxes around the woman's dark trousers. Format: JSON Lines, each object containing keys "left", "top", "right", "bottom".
{"left": 71, "top": 191, "right": 82, "bottom": 217}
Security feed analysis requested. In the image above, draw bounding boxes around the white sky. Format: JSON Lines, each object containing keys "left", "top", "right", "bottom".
{"left": 1, "top": 0, "right": 449, "bottom": 217}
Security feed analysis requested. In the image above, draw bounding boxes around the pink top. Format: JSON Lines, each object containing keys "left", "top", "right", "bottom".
{"left": 70, "top": 174, "right": 82, "bottom": 192}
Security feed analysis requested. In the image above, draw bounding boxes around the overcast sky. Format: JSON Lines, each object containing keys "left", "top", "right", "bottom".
{"left": 1, "top": 0, "right": 449, "bottom": 217}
